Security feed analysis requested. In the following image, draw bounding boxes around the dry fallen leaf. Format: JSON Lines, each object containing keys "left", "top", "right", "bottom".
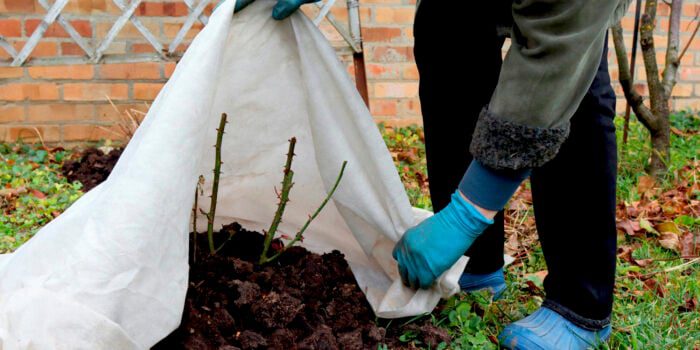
{"left": 637, "top": 175, "right": 656, "bottom": 196}
{"left": 617, "top": 220, "right": 641, "bottom": 236}
{"left": 680, "top": 232, "right": 699, "bottom": 257}
{"left": 659, "top": 232, "right": 681, "bottom": 252}
{"left": 31, "top": 189, "right": 46, "bottom": 199}
{"left": 633, "top": 258, "right": 654, "bottom": 267}
{"left": 617, "top": 245, "right": 635, "bottom": 262}
{"left": 678, "top": 296, "right": 698, "bottom": 313}
{"left": 656, "top": 221, "right": 681, "bottom": 235}
{"left": 0, "top": 186, "right": 27, "bottom": 197}
{"left": 642, "top": 278, "right": 666, "bottom": 297}
{"left": 396, "top": 150, "right": 418, "bottom": 164}
{"left": 639, "top": 218, "right": 659, "bottom": 235}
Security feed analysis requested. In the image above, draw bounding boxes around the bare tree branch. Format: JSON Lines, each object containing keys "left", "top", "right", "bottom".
{"left": 640, "top": 0, "right": 667, "bottom": 116}
{"left": 612, "top": 23, "right": 658, "bottom": 131}
{"left": 662, "top": 0, "right": 683, "bottom": 98}
{"left": 677, "top": 7, "right": 700, "bottom": 65}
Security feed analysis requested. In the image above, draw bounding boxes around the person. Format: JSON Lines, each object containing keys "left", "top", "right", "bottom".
{"left": 235, "top": 0, "right": 630, "bottom": 348}
{"left": 394, "top": 1, "right": 631, "bottom": 348}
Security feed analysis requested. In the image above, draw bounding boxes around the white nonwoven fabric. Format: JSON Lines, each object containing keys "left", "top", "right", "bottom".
{"left": 0, "top": 1, "right": 467, "bottom": 348}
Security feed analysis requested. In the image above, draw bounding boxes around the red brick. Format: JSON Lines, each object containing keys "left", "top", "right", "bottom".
{"left": 329, "top": 7, "right": 371, "bottom": 24}
{"left": 30, "top": 42, "right": 59, "bottom": 57}
{"left": 366, "top": 63, "right": 401, "bottom": 79}
{"left": 27, "top": 104, "right": 94, "bottom": 122}
{"left": 96, "top": 21, "right": 160, "bottom": 39}
{"left": 3, "top": 0, "right": 35, "bottom": 12}
{"left": 164, "top": 2, "right": 189, "bottom": 16}
{"left": 95, "top": 103, "right": 147, "bottom": 121}
{"left": 164, "top": 22, "right": 203, "bottom": 40}
{"left": 403, "top": 27, "right": 413, "bottom": 40}
{"left": 100, "top": 63, "right": 161, "bottom": 80}
{"left": 657, "top": 2, "right": 671, "bottom": 16}
{"left": 0, "top": 19, "right": 21, "bottom": 37}
{"left": 620, "top": 17, "right": 637, "bottom": 32}
{"left": 683, "top": 3, "right": 700, "bottom": 17}
{"left": 64, "top": 0, "right": 108, "bottom": 14}
{"left": 680, "top": 67, "right": 700, "bottom": 81}
{"left": 370, "top": 99, "right": 397, "bottom": 116}
{"left": 3, "top": 125, "right": 60, "bottom": 143}
{"left": 674, "top": 83, "right": 693, "bottom": 97}
{"left": 4, "top": 41, "right": 58, "bottom": 59}
{"left": 673, "top": 98, "right": 700, "bottom": 111}
{"left": 63, "top": 83, "right": 128, "bottom": 101}
{"left": 0, "top": 66, "right": 24, "bottom": 79}
{"left": 130, "top": 43, "right": 158, "bottom": 54}
{"left": 375, "top": 7, "right": 415, "bottom": 24}
{"left": 369, "top": 46, "right": 413, "bottom": 63}
{"left": 627, "top": 81, "right": 644, "bottom": 97}
{"left": 61, "top": 42, "right": 85, "bottom": 56}
{"left": 362, "top": 27, "right": 402, "bottom": 42}
{"left": 0, "top": 105, "right": 24, "bottom": 122}
{"left": 28, "top": 65, "right": 95, "bottom": 80}
{"left": 62, "top": 123, "right": 124, "bottom": 141}
{"left": 25, "top": 19, "right": 92, "bottom": 38}
{"left": 398, "top": 98, "right": 421, "bottom": 115}
{"left": 0, "top": 83, "right": 59, "bottom": 101}
{"left": 402, "top": 64, "right": 419, "bottom": 79}
{"left": 164, "top": 62, "right": 177, "bottom": 78}
{"left": 133, "top": 83, "right": 164, "bottom": 100}
{"left": 372, "top": 82, "right": 418, "bottom": 98}
{"left": 138, "top": 1, "right": 165, "bottom": 16}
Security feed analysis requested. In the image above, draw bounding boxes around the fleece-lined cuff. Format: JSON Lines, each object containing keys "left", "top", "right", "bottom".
{"left": 470, "top": 108, "right": 570, "bottom": 170}
{"left": 459, "top": 160, "right": 531, "bottom": 211}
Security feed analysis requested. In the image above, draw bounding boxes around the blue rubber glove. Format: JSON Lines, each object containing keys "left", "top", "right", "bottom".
{"left": 272, "top": 0, "right": 320, "bottom": 20}
{"left": 392, "top": 190, "right": 493, "bottom": 289}
{"left": 221, "top": 0, "right": 320, "bottom": 20}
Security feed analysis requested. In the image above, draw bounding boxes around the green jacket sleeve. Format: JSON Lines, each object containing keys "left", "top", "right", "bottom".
{"left": 470, "top": 0, "right": 628, "bottom": 170}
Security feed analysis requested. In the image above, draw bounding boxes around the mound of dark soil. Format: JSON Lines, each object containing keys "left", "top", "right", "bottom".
{"left": 62, "top": 147, "right": 123, "bottom": 191}
{"left": 58, "top": 146, "right": 450, "bottom": 348}
{"left": 154, "top": 223, "right": 450, "bottom": 349}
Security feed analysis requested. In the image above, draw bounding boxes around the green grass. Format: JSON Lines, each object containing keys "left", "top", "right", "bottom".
{"left": 617, "top": 111, "right": 700, "bottom": 202}
{"left": 381, "top": 112, "right": 700, "bottom": 349}
{"left": 379, "top": 123, "right": 432, "bottom": 211}
{"left": 1, "top": 113, "right": 698, "bottom": 349}
{"left": 0, "top": 142, "right": 83, "bottom": 252}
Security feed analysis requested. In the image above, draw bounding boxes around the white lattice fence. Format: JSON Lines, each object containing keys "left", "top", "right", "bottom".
{"left": 0, "top": 0, "right": 363, "bottom": 67}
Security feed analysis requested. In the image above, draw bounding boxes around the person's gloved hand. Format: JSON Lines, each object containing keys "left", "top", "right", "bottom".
{"left": 392, "top": 190, "right": 493, "bottom": 289}
{"left": 225, "top": 0, "right": 321, "bottom": 20}
{"left": 271, "top": 0, "right": 320, "bottom": 20}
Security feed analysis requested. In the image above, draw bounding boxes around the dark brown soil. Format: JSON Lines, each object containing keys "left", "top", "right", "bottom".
{"left": 62, "top": 147, "right": 123, "bottom": 192}
{"left": 154, "top": 223, "right": 451, "bottom": 349}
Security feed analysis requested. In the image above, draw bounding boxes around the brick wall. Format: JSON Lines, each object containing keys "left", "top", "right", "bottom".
{"left": 0, "top": 0, "right": 699, "bottom": 144}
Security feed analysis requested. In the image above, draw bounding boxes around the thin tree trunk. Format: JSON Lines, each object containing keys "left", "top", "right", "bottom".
{"left": 612, "top": 0, "right": 683, "bottom": 177}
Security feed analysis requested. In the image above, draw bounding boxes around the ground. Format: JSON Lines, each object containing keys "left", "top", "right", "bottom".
{"left": 1, "top": 113, "right": 699, "bottom": 349}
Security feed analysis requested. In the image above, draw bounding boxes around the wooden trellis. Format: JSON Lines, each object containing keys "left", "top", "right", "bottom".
{"left": 0, "top": 0, "right": 363, "bottom": 64}
{"left": 0, "top": 0, "right": 368, "bottom": 103}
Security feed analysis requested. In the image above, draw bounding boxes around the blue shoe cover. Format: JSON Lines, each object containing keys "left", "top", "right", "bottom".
{"left": 499, "top": 307, "right": 611, "bottom": 350}
{"left": 458, "top": 268, "right": 506, "bottom": 300}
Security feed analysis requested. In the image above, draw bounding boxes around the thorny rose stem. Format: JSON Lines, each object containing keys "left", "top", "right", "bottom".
{"left": 207, "top": 113, "right": 227, "bottom": 254}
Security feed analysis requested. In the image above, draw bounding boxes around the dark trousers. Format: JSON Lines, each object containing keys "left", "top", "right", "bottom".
{"left": 413, "top": 0, "right": 618, "bottom": 328}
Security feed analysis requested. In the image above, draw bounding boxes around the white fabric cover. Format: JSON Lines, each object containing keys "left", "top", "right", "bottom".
{"left": 0, "top": 1, "right": 466, "bottom": 348}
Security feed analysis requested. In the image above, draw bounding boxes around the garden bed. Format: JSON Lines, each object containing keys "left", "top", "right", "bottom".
{"left": 62, "top": 146, "right": 449, "bottom": 349}
{"left": 61, "top": 147, "right": 123, "bottom": 192}
{"left": 153, "top": 223, "right": 449, "bottom": 349}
